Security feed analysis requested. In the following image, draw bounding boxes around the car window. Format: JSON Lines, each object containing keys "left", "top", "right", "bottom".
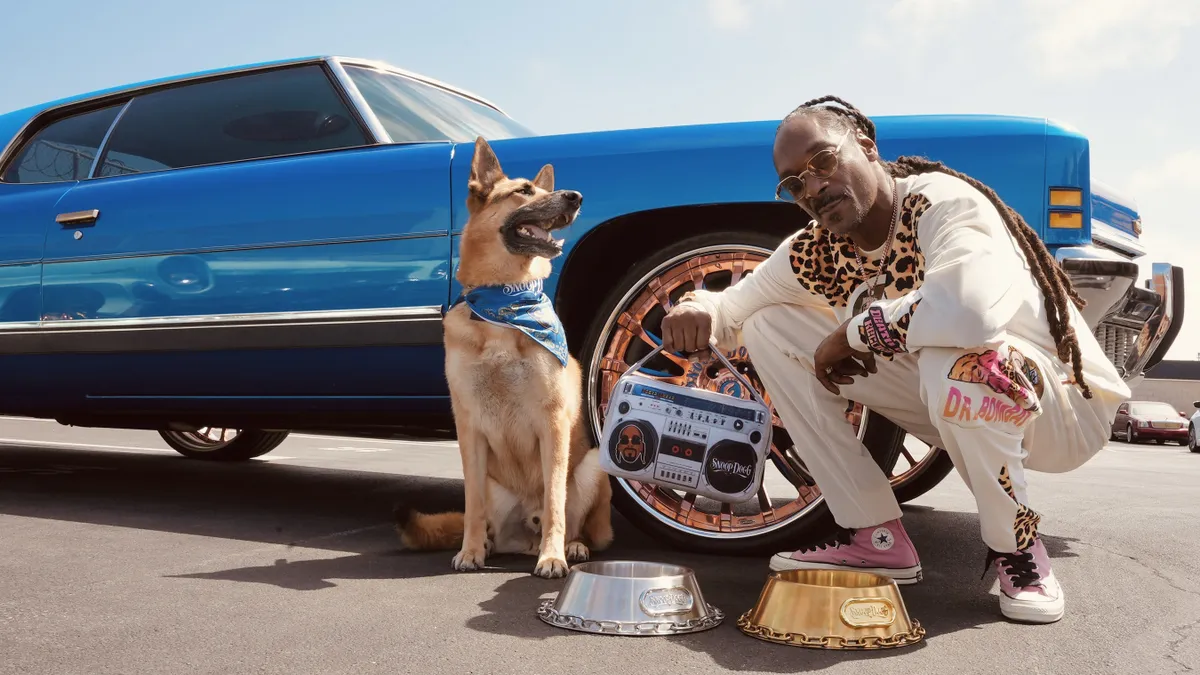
{"left": 3, "top": 104, "right": 124, "bottom": 184}
{"left": 343, "top": 65, "right": 534, "bottom": 143}
{"left": 95, "top": 64, "right": 369, "bottom": 177}
{"left": 1129, "top": 402, "right": 1177, "bottom": 417}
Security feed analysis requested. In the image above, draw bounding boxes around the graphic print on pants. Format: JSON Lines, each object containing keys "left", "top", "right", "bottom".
{"left": 998, "top": 464, "right": 1041, "bottom": 551}
{"left": 946, "top": 348, "right": 1041, "bottom": 413}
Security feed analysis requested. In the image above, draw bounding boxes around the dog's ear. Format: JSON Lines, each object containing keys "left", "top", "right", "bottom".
{"left": 468, "top": 137, "right": 504, "bottom": 199}
{"left": 532, "top": 164, "right": 554, "bottom": 192}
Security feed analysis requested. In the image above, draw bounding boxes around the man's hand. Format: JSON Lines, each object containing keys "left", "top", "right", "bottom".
{"left": 661, "top": 303, "right": 713, "bottom": 355}
{"left": 813, "top": 319, "right": 877, "bottom": 395}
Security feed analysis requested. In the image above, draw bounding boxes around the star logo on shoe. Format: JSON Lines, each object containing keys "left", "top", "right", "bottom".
{"left": 871, "top": 527, "right": 894, "bottom": 551}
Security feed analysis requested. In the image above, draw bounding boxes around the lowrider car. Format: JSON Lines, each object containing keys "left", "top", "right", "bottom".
{"left": 0, "top": 56, "right": 1184, "bottom": 553}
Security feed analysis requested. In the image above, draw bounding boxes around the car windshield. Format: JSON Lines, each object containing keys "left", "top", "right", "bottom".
{"left": 1129, "top": 402, "right": 1178, "bottom": 417}
{"left": 343, "top": 65, "right": 534, "bottom": 143}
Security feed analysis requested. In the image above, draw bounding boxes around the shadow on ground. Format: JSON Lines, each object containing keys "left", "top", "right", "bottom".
{"left": 0, "top": 444, "right": 1085, "bottom": 672}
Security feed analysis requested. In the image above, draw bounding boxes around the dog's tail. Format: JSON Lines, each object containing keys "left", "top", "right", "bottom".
{"left": 392, "top": 502, "right": 464, "bottom": 551}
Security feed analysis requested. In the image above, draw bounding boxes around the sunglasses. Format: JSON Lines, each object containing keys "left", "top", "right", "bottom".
{"left": 774, "top": 129, "right": 851, "bottom": 203}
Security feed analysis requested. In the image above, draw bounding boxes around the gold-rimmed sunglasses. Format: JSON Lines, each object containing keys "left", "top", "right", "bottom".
{"left": 774, "top": 129, "right": 851, "bottom": 203}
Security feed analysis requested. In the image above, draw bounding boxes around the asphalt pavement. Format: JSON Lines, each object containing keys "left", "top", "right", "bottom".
{"left": 0, "top": 417, "right": 1197, "bottom": 675}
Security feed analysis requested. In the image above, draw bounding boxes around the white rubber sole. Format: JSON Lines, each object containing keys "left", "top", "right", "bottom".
{"left": 768, "top": 554, "right": 923, "bottom": 585}
{"left": 1000, "top": 594, "right": 1065, "bottom": 624}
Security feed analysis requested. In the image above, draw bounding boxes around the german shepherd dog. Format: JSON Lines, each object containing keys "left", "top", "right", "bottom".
{"left": 394, "top": 137, "right": 613, "bottom": 578}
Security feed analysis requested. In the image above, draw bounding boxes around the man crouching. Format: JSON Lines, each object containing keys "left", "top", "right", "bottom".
{"left": 660, "top": 96, "right": 1130, "bottom": 624}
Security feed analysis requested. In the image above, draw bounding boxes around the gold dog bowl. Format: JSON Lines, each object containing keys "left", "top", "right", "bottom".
{"left": 737, "top": 569, "right": 925, "bottom": 650}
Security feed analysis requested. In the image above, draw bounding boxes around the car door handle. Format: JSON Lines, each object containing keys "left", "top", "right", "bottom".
{"left": 56, "top": 209, "right": 100, "bottom": 226}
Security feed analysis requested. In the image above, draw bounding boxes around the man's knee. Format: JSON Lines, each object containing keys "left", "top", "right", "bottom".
{"left": 743, "top": 303, "right": 829, "bottom": 357}
{"left": 920, "top": 346, "right": 1043, "bottom": 433}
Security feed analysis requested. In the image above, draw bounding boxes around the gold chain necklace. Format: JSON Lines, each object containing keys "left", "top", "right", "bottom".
{"left": 853, "top": 176, "right": 900, "bottom": 299}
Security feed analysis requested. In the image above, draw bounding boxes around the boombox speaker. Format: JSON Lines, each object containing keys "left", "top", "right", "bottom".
{"left": 599, "top": 341, "right": 773, "bottom": 504}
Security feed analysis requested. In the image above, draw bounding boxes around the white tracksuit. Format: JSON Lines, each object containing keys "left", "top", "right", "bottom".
{"left": 681, "top": 171, "right": 1131, "bottom": 554}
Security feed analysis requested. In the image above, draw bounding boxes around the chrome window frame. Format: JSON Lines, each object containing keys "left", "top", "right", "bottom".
{"left": 0, "top": 59, "right": 389, "bottom": 185}
{"left": 85, "top": 99, "right": 134, "bottom": 180}
{"left": 0, "top": 56, "right": 523, "bottom": 185}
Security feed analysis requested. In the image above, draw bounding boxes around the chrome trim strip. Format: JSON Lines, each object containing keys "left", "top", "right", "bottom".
{"left": 4, "top": 305, "right": 443, "bottom": 333}
{"left": 1122, "top": 263, "right": 1176, "bottom": 378}
{"left": 0, "top": 58, "right": 329, "bottom": 176}
{"left": 325, "top": 58, "right": 391, "bottom": 144}
{"left": 87, "top": 98, "right": 133, "bottom": 179}
{"left": 41, "top": 229, "right": 449, "bottom": 265}
{"left": 1091, "top": 220, "right": 1146, "bottom": 258}
{"left": 1054, "top": 244, "right": 1128, "bottom": 264}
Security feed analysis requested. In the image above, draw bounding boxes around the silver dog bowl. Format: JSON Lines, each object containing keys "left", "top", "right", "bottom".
{"left": 537, "top": 560, "right": 724, "bottom": 636}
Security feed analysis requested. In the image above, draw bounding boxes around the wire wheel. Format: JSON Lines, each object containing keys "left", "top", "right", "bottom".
{"left": 158, "top": 427, "right": 290, "bottom": 461}
{"left": 581, "top": 231, "right": 952, "bottom": 554}
{"left": 177, "top": 427, "right": 241, "bottom": 448}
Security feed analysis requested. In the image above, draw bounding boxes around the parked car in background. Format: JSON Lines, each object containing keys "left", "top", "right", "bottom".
{"left": 1111, "top": 400, "right": 1190, "bottom": 446}
{"left": 1189, "top": 402, "right": 1200, "bottom": 453}
{"left": 0, "top": 56, "right": 1185, "bottom": 554}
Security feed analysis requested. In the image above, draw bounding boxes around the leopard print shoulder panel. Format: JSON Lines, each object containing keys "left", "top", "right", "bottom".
{"left": 786, "top": 191, "right": 932, "bottom": 307}
{"left": 787, "top": 225, "right": 859, "bottom": 307}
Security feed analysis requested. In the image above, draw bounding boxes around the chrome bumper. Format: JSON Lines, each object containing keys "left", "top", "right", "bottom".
{"left": 1056, "top": 246, "right": 1184, "bottom": 383}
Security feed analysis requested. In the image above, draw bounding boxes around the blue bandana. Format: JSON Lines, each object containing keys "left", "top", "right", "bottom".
{"left": 450, "top": 279, "right": 569, "bottom": 367}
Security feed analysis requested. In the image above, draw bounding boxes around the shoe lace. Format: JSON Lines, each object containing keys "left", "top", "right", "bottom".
{"left": 983, "top": 549, "right": 1042, "bottom": 588}
{"left": 796, "top": 527, "right": 855, "bottom": 554}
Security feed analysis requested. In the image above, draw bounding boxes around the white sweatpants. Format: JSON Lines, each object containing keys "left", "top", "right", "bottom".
{"left": 740, "top": 303, "right": 1110, "bottom": 554}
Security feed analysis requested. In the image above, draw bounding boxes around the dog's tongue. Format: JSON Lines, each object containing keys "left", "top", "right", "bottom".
{"left": 527, "top": 225, "right": 550, "bottom": 241}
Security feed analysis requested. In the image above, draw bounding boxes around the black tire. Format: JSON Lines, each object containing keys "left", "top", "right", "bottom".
{"left": 889, "top": 447, "right": 956, "bottom": 504}
{"left": 1127, "top": 423, "right": 1136, "bottom": 444}
{"left": 1189, "top": 424, "right": 1198, "bottom": 453}
{"left": 577, "top": 230, "right": 913, "bottom": 556}
{"left": 159, "top": 428, "right": 290, "bottom": 461}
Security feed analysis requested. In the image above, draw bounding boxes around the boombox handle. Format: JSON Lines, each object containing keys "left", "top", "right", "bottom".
{"left": 622, "top": 338, "right": 768, "bottom": 408}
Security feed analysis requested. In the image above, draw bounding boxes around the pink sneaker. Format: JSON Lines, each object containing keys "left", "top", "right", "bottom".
{"left": 985, "top": 538, "right": 1064, "bottom": 623}
{"left": 768, "top": 519, "right": 923, "bottom": 585}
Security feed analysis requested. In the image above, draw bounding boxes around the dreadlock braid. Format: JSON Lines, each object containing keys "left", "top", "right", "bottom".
{"left": 784, "top": 97, "right": 1093, "bottom": 399}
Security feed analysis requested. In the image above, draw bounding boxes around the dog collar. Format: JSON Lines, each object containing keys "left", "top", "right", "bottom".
{"left": 450, "top": 280, "right": 570, "bottom": 367}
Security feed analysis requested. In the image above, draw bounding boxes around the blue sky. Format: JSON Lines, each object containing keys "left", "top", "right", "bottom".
{"left": 4, "top": 0, "right": 1198, "bottom": 358}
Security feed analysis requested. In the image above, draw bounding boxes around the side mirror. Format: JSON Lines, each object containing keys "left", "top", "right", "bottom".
{"left": 1193, "top": 401, "right": 1200, "bottom": 408}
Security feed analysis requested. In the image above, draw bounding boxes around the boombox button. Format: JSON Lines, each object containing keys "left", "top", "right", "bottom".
{"left": 734, "top": 420, "right": 744, "bottom": 431}
{"left": 618, "top": 401, "right": 630, "bottom": 414}
{"left": 750, "top": 430, "right": 762, "bottom": 444}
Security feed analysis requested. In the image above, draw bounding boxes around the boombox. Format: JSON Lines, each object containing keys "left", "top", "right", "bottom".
{"left": 599, "top": 344, "right": 773, "bottom": 504}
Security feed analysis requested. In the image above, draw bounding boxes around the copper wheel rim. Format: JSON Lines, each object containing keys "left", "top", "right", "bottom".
{"left": 844, "top": 401, "right": 944, "bottom": 487}
{"left": 588, "top": 244, "right": 829, "bottom": 540}
{"left": 587, "top": 243, "right": 941, "bottom": 540}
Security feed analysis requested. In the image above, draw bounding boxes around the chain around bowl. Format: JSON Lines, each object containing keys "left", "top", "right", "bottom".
{"left": 537, "top": 599, "right": 725, "bottom": 636}
{"left": 736, "top": 611, "right": 926, "bottom": 650}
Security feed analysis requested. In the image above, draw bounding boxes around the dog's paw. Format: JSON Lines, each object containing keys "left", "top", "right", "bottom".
{"left": 533, "top": 556, "right": 569, "bottom": 579}
{"left": 452, "top": 548, "right": 487, "bottom": 572}
{"left": 565, "top": 541, "right": 590, "bottom": 563}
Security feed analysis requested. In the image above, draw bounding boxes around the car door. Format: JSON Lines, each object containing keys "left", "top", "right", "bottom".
{"left": 40, "top": 62, "right": 453, "bottom": 409}
{"left": 0, "top": 102, "right": 131, "bottom": 411}
{"left": 1113, "top": 403, "right": 1129, "bottom": 435}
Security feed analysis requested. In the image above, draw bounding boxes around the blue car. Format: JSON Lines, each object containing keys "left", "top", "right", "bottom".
{"left": 0, "top": 56, "right": 1183, "bottom": 553}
